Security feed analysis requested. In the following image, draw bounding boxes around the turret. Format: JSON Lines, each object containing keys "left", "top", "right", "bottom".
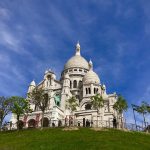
{"left": 44, "top": 69, "right": 56, "bottom": 88}
{"left": 61, "top": 73, "right": 71, "bottom": 110}
{"left": 102, "top": 84, "right": 106, "bottom": 94}
{"left": 62, "top": 74, "right": 70, "bottom": 88}
{"left": 27, "top": 80, "right": 36, "bottom": 93}
{"left": 89, "top": 59, "right": 93, "bottom": 70}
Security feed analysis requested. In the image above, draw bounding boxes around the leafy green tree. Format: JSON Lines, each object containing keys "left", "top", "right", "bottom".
{"left": 66, "top": 96, "right": 78, "bottom": 113}
{"left": 28, "top": 88, "right": 49, "bottom": 129}
{"left": 91, "top": 94, "right": 104, "bottom": 112}
{"left": 10, "top": 96, "right": 31, "bottom": 130}
{"left": 147, "top": 104, "right": 150, "bottom": 114}
{"left": 0, "top": 96, "right": 12, "bottom": 130}
{"left": 90, "top": 94, "right": 104, "bottom": 127}
{"left": 136, "top": 101, "right": 149, "bottom": 128}
{"left": 113, "top": 95, "right": 128, "bottom": 128}
{"left": 144, "top": 102, "right": 150, "bottom": 114}
{"left": 66, "top": 96, "right": 78, "bottom": 126}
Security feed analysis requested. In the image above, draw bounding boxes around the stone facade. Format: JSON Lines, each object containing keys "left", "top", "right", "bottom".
{"left": 10, "top": 42, "right": 120, "bottom": 128}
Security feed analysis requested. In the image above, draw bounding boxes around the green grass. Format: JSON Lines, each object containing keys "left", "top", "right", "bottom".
{"left": 0, "top": 128, "right": 149, "bottom": 150}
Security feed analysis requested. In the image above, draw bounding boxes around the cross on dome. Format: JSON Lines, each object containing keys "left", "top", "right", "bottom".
{"left": 75, "top": 41, "right": 80, "bottom": 56}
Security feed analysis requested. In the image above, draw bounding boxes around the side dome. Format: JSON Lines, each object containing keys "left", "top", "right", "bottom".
{"left": 83, "top": 70, "right": 100, "bottom": 84}
{"left": 83, "top": 60, "right": 100, "bottom": 84}
{"left": 64, "top": 55, "right": 89, "bottom": 70}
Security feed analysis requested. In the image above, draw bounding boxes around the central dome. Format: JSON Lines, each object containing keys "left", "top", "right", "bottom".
{"left": 64, "top": 55, "right": 89, "bottom": 70}
{"left": 64, "top": 42, "right": 89, "bottom": 70}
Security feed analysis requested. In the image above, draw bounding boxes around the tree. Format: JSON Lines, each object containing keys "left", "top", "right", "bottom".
{"left": 10, "top": 96, "right": 31, "bottom": 130}
{"left": 113, "top": 95, "right": 128, "bottom": 128}
{"left": 0, "top": 97, "right": 12, "bottom": 130}
{"left": 136, "top": 101, "right": 149, "bottom": 128}
{"left": 91, "top": 94, "right": 104, "bottom": 112}
{"left": 28, "top": 88, "right": 49, "bottom": 129}
{"left": 66, "top": 96, "right": 78, "bottom": 127}
{"left": 144, "top": 102, "right": 150, "bottom": 114}
{"left": 66, "top": 96, "right": 78, "bottom": 113}
{"left": 147, "top": 104, "right": 150, "bottom": 114}
{"left": 90, "top": 94, "right": 104, "bottom": 127}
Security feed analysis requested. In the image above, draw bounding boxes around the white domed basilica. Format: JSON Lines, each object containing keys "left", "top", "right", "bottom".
{"left": 11, "top": 42, "right": 119, "bottom": 128}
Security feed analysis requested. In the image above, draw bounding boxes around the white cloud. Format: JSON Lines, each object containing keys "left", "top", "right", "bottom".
{"left": 0, "top": 7, "right": 10, "bottom": 20}
{"left": 95, "top": 58, "right": 123, "bottom": 82}
{"left": 0, "top": 30, "right": 21, "bottom": 52}
{"left": 0, "top": 8, "right": 29, "bottom": 54}
{"left": 48, "top": 3, "right": 76, "bottom": 41}
{"left": 0, "top": 53, "right": 10, "bottom": 64}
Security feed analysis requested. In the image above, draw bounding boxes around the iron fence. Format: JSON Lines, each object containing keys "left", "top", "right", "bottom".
{"left": 1, "top": 119, "right": 150, "bottom": 133}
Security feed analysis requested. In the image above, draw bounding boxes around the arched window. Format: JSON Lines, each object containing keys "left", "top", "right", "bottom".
{"left": 85, "top": 103, "right": 92, "bottom": 110}
{"left": 88, "top": 88, "right": 91, "bottom": 94}
{"left": 96, "top": 88, "right": 99, "bottom": 93}
{"left": 79, "top": 81, "right": 82, "bottom": 88}
{"left": 86, "top": 88, "right": 88, "bottom": 94}
{"left": 47, "top": 81, "right": 49, "bottom": 87}
{"left": 28, "top": 119, "right": 36, "bottom": 128}
{"left": 47, "top": 75, "right": 51, "bottom": 86}
{"left": 94, "top": 88, "right": 96, "bottom": 94}
{"left": 73, "top": 80, "right": 77, "bottom": 88}
{"left": 70, "top": 81, "right": 72, "bottom": 88}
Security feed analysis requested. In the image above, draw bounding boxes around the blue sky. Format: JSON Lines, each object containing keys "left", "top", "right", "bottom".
{"left": 0, "top": 0, "right": 150, "bottom": 124}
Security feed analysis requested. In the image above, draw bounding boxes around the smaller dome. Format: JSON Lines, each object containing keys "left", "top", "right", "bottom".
{"left": 83, "top": 70, "right": 100, "bottom": 84}
{"left": 30, "top": 80, "right": 36, "bottom": 86}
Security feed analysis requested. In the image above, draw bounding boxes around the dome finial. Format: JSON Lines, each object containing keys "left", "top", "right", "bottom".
{"left": 89, "top": 59, "right": 93, "bottom": 70}
{"left": 75, "top": 41, "right": 80, "bottom": 56}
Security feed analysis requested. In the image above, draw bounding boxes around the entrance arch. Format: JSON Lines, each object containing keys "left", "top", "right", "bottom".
{"left": 42, "top": 117, "right": 49, "bottom": 127}
{"left": 28, "top": 119, "right": 36, "bottom": 128}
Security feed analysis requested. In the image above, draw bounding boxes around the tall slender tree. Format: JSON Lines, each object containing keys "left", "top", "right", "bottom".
{"left": 136, "top": 101, "right": 149, "bottom": 128}
{"left": 0, "top": 96, "right": 12, "bottom": 130}
{"left": 28, "top": 88, "right": 49, "bottom": 129}
{"left": 113, "top": 95, "right": 128, "bottom": 128}
{"left": 10, "top": 96, "right": 31, "bottom": 130}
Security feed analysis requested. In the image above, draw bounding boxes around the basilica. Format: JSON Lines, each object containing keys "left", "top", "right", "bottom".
{"left": 11, "top": 42, "right": 119, "bottom": 128}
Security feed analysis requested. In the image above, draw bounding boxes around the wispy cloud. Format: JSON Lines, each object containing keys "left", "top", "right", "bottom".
{"left": 0, "top": 0, "right": 150, "bottom": 124}
{"left": 0, "top": 7, "right": 10, "bottom": 20}
{"left": 0, "top": 29, "right": 21, "bottom": 52}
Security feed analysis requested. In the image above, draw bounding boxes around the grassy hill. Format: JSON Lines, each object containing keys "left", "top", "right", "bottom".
{"left": 0, "top": 128, "right": 149, "bottom": 150}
